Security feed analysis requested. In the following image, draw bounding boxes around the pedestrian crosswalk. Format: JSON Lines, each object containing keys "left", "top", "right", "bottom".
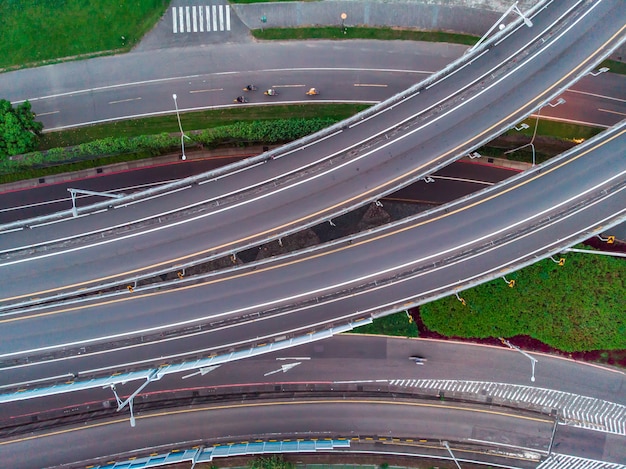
{"left": 172, "top": 5, "right": 231, "bottom": 33}
{"left": 388, "top": 379, "right": 626, "bottom": 435}
{"left": 537, "top": 453, "right": 626, "bottom": 469}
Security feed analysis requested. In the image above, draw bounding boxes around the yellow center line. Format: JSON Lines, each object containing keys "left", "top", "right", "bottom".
{"left": 4, "top": 23, "right": 624, "bottom": 304}
{"left": 0, "top": 398, "right": 552, "bottom": 446}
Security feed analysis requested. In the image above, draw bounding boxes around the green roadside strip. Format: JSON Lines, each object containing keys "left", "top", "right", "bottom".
{"left": 252, "top": 26, "right": 478, "bottom": 46}
{"left": 1, "top": 103, "right": 600, "bottom": 184}
{"left": 39, "top": 104, "right": 366, "bottom": 149}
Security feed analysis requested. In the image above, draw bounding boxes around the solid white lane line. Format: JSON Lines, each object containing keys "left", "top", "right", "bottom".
{"left": 598, "top": 108, "right": 626, "bottom": 117}
{"left": 108, "top": 97, "right": 142, "bottom": 105}
{"left": 354, "top": 84, "right": 388, "bottom": 87}
{"left": 189, "top": 88, "right": 223, "bottom": 93}
{"left": 36, "top": 110, "right": 60, "bottom": 116}
{"left": 568, "top": 88, "right": 626, "bottom": 103}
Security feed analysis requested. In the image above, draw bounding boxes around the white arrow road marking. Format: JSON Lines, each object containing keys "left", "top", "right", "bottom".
{"left": 181, "top": 365, "right": 221, "bottom": 379}
{"left": 264, "top": 362, "right": 302, "bottom": 376}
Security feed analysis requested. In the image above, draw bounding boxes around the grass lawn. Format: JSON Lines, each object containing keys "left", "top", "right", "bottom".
{"left": 253, "top": 26, "right": 478, "bottom": 46}
{"left": 420, "top": 248, "right": 626, "bottom": 352}
{"left": 351, "top": 311, "right": 418, "bottom": 338}
{"left": 0, "top": 0, "right": 169, "bottom": 70}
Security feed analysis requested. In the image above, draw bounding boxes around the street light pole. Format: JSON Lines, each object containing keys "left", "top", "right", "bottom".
{"left": 505, "top": 98, "right": 565, "bottom": 166}
{"left": 499, "top": 338, "right": 538, "bottom": 382}
{"left": 468, "top": 1, "right": 533, "bottom": 53}
{"left": 172, "top": 93, "right": 187, "bottom": 161}
{"left": 442, "top": 441, "right": 463, "bottom": 469}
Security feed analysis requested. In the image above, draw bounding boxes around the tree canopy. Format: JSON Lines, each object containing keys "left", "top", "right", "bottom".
{"left": 0, "top": 99, "right": 43, "bottom": 158}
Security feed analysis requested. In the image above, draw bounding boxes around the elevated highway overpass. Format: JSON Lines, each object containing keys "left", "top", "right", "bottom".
{"left": 1, "top": 0, "right": 624, "bottom": 308}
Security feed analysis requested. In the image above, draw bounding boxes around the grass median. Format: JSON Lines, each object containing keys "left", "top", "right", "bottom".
{"left": 0, "top": 103, "right": 600, "bottom": 185}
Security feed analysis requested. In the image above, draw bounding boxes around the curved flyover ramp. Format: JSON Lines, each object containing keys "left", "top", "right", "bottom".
{"left": 1, "top": 0, "right": 624, "bottom": 306}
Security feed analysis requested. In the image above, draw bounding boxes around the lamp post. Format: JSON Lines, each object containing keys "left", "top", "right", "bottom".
{"left": 505, "top": 98, "right": 565, "bottom": 166}
{"left": 469, "top": 1, "right": 533, "bottom": 53}
{"left": 589, "top": 66, "right": 610, "bottom": 76}
{"left": 172, "top": 93, "right": 187, "bottom": 161}
{"left": 500, "top": 338, "right": 538, "bottom": 382}
{"left": 340, "top": 13, "right": 347, "bottom": 34}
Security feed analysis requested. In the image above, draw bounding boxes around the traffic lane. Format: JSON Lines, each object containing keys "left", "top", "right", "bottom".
{"left": 1, "top": 0, "right": 593, "bottom": 245}
{"left": 0, "top": 157, "right": 243, "bottom": 223}
{"left": 37, "top": 67, "right": 430, "bottom": 131}
{"left": 548, "top": 89, "right": 623, "bottom": 128}
{"left": 2, "top": 127, "right": 622, "bottom": 370}
{"left": 3, "top": 334, "right": 625, "bottom": 424}
{"left": 1, "top": 2, "right": 622, "bottom": 300}
{"left": 0, "top": 156, "right": 515, "bottom": 224}
{"left": 38, "top": 65, "right": 626, "bottom": 132}
{"left": 1, "top": 399, "right": 554, "bottom": 469}
{"left": 2, "top": 41, "right": 464, "bottom": 105}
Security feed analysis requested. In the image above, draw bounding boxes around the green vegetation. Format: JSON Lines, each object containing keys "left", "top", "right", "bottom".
{"left": 1, "top": 102, "right": 600, "bottom": 184}
{"left": 509, "top": 118, "right": 603, "bottom": 142}
{"left": 249, "top": 455, "right": 294, "bottom": 469}
{"left": 39, "top": 104, "right": 367, "bottom": 150}
{"left": 352, "top": 312, "right": 418, "bottom": 338}
{"left": 0, "top": 117, "right": 344, "bottom": 184}
{"left": 252, "top": 27, "right": 478, "bottom": 46}
{"left": 420, "top": 248, "right": 626, "bottom": 352}
{"left": 0, "top": 0, "right": 169, "bottom": 70}
{"left": 0, "top": 99, "right": 42, "bottom": 157}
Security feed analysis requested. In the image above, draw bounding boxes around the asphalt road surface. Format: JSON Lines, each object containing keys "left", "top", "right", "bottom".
{"left": 2, "top": 398, "right": 556, "bottom": 469}
{"left": 2, "top": 0, "right": 624, "bottom": 306}
{"left": 0, "top": 159, "right": 518, "bottom": 223}
{"left": 1, "top": 121, "right": 623, "bottom": 392}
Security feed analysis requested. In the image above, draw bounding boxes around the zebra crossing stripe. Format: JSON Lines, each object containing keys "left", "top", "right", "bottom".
{"left": 172, "top": 5, "right": 230, "bottom": 33}
{"left": 388, "top": 379, "right": 626, "bottom": 436}
{"left": 537, "top": 453, "right": 626, "bottom": 469}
